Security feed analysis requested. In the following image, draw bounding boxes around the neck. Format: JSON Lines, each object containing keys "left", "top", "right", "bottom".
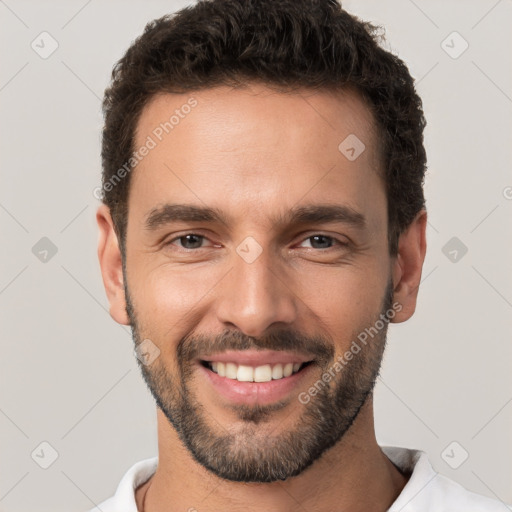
{"left": 136, "top": 398, "right": 409, "bottom": 512}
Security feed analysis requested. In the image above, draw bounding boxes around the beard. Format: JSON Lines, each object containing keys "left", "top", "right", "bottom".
{"left": 124, "top": 276, "right": 394, "bottom": 483}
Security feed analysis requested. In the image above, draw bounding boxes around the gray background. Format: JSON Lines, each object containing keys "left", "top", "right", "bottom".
{"left": 1, "top": 1, "right": 511, "bottom": 510}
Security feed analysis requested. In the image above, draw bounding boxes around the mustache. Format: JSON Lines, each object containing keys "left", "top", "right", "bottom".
{"left": 178, "top": 328, "right": 334, "bottom": 366}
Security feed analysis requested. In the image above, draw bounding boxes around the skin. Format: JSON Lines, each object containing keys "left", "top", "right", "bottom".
{"left": 97, "top": 83, "right": 427, "bottom": 511}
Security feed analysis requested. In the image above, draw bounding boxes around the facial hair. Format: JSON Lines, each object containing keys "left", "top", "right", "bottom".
{"left": 125, "top": 276, "right": 394, "bottom": 483}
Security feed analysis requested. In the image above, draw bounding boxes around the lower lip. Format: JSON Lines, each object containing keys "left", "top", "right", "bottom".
{"left": 198, "top": 363, "right": 315, "bottom": 405}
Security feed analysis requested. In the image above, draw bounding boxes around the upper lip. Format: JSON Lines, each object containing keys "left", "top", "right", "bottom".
{"left": 199, "top": 350, "right": 314, "bottom": 366}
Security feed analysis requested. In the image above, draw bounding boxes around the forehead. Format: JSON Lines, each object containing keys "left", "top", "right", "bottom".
{"left": 134, "top": 83, "right": 378, "bottom": 159}
{"left": 129, "top": 83, "right": 385, "bottom": 230}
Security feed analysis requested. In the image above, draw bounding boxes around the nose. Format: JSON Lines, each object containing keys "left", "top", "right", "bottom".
{"left": 214, "top": 245, "right": 298, "bottom": 338}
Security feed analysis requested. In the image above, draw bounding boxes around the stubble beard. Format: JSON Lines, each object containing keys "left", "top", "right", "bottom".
{"left": 125, "top": 278, "right": 393, "bottom": 483}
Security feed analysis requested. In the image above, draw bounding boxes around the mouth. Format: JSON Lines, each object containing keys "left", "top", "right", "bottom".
{"left": 200, "top": 360, "right": 313, "bottom": 382}
{"left": 196, "top": 350, "right": 316, "bottom": 405}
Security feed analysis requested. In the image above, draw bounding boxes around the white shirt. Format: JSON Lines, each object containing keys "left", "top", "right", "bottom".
{"left": 89, "top": 446, "right": 509, "bottom": 511}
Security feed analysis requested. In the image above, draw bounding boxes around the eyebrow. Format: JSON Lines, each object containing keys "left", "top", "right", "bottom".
{"left": 143, "top": 203, "right": 367, "bottom": 232}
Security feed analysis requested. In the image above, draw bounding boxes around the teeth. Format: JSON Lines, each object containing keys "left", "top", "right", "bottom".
{"left": 225, "top": 362, "right": 238, "bottom": 379}
{"left": 254, "top": 364, "right": 272, "bottom": 382}
{"left": 237, "top": 365, "right": 254, "bottom": 382}
{"left": 207, "top": 361, "right": 306, "bottom": 382}
{"left": 271, "top": 364, "right": 283, "bottom": 379}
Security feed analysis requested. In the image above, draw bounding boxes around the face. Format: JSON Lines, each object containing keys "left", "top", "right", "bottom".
{"left": 98, "top": 83, "right": 423, "bottom": 483}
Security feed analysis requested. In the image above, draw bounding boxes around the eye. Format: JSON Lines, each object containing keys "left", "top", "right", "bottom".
{"left": 167, "top": 233, "right": 213, "bottom": 250}
{"left": 298, "top": 235, "right": 346, "bottom": 250}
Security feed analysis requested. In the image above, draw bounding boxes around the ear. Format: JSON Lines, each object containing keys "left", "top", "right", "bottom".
{"left": 390, "top": 209, "right": 427, "bottom": 323}
{"left": 96, "top": 204, "right": 130, "bottom": 325}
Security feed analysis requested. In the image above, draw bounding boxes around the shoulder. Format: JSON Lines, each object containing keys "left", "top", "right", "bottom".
{"left": 382, "top": 446, "right": 509, "bottom": 512}
{"left": 426, "top": 472, "right": 509, "bottom": 511}
{"left": 85, "top": 456, "right": 158, "bottom": 512}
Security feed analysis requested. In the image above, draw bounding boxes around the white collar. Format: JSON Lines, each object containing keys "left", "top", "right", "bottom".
{"left": 89, "top": 446, "right": 506, "bottom": 511}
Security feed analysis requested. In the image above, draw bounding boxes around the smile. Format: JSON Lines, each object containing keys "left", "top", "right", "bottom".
{"left": 197, "top": 350, "right": 316, "bottom": 405}
{"left": 201, "top": 361, "right": 312, "bottom": 382}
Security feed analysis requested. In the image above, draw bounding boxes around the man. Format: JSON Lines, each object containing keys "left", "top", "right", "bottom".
{"left": 92, "top": 0, "right": 507, "bottom": 510}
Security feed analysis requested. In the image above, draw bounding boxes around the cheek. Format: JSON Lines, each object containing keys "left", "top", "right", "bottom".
{"left": 296, "top": 264, "right": 389, "bottom": 345}
{"left": 131, "top": 264, "right": 224, "bottom": 338}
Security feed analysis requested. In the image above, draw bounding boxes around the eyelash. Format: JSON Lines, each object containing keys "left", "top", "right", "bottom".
{"left": 165, "top": 233, "right": 348, "bottom": 251}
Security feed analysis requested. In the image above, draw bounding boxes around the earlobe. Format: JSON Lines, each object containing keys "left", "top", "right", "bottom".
{"left": 96, "top": 204, "right": 131, "bottom": 326}
{"left": 390, "top": 209, "right": 427, "bottom": 324}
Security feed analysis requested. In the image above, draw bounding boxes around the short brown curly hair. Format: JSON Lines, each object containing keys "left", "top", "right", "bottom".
{"left": 101, "top": 0, "right": 427, "bottom": 257}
